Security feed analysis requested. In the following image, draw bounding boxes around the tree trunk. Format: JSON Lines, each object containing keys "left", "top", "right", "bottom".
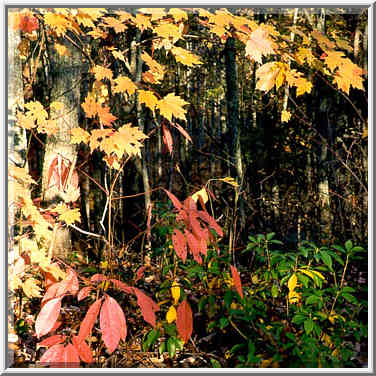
{"left": 224, "top": 37, "right": 245, "bottom": 232}
{"left": 41, "top": 35, "right": 82, "bottom": 260}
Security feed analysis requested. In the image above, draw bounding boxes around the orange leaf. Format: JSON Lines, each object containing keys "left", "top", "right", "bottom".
{"left": 113, "top": 76, "right": 137, "bottom": 95}
{"left": 100, "top": 17, "right": 127, "bottom": 33}
{"left": 81, "top": 93, "right": 99, "bottom": 118}
{"left": 72, "top": 336, "right": 94, "bottom": 363}
{"left": 163, "top": 188, "right": 182, "bottom": 210}
{"left": 230, "top": 265, "right": 244, "bottom": 299}
{"left": 176, "top": 299, "right": 193, "bottom": 343}
{"left": 97, "top": 106, "right": 117, "bottom": 127}
{"left": 91, "top": 65, "right": 113, "bottom": 81}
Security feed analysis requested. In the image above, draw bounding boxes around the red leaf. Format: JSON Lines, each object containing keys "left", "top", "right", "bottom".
{"left": 176, "top": 299, "right": 193, "bottom": 343}
{"left": 41, "top": 281, "right": 68, "bottom": 307}
{"left": 35, "top": 297, "right": 62, "bottom": 339}
{"left": 43, "top": 270, "right": 58, "bottom": 289}
{"left": 78, "top": 298, "right": 102, "bottom": 343}
{"left": 163, "top": 188, "right": 182, "bottom": 210}
{"left": 184, "top": 230, "right": 202, "bottom": 264}
{"left": 100, "top": 295, "right": 127, "bottom": 354}
{"left": 90, "top": 274, "right": 107, "bottom": 283}
{"left": 197, "top": 210, "right": 223, "bottom": 237}
{"left": 38, "top": 335, "right": 65, "bottom": 348}
{"left": 51, "top": 320, "right": 62, "bottom": 333}
{"left": 172, "top": 122, "right": 192, "bottom": 142}
{"left": 134, "top": 289, "right": 159, "bottom": 328}
{"left": 77, "top": 287, "right": 92, "bottom": 302}
{"left": 62, "top": 343, "right": 80, "bottom": 367}
{"left": 172, "top": 229, "right": 187, "bottom": 262}
{"left": 66, "top": 268, "right": 79, "bottom": 296}
{"left": 39, "top": 343, "right": 65, "bottom": 366}
{"left": 230, "top": 265, "right": 244, "bottom": 299}
{"left": 135, "top": 266, "right": 147, "bottom": 283}
{"left": 110, "top": 279, "right": 134, "bottom": 294}
{"left": 72, "top": 336, "right": 94, "bottom": 363}
{"left": 162, "top": 123, "right": 173, "bottom": 154}
{"left": 18, "top": 14, "right": 39, "bottom": 33}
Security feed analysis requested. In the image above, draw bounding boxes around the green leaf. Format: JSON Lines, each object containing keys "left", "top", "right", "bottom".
{"left": 219, "top": 317, "right": 229, "bottom": 329}
{"left": 342, "top": 286, "right": 356, "bottom": 293}
{"left": 345, "top": 240, "right": 353, "bottom": 252}
{"left": 266, "top": 232, "right": 276, "bottom": 240}
{"left": 159, "top": 341, "right": 166, "bottom": 355}
{"left": 342, "top": 292, "right": 358, "bottom": 304}
{"left": 332, "top": 245, "right": 345, "bottom": 253}
{"left": 167, "top": 337, "right": 176, "bottom": 358}
{"left": 351, "top": 246, "right": 365, "bottom": 253}
{"left": 299, "top": 247, "right": 309, "bottom": 257}
{"left": 292, "top": 314, "right": 306, "bottom": 325}
{"left": 271, "top": 284, "right": 279, "bottom": 298}
{"left": 143, "top": 329, "right": 160, "bottom": 351}
{"left": 304, "top": 319, "right": 314, "bottom": 335}
{"left": 210, "top": 358, "right": 222, "bottom": 368}
{"left": 320, "top": 251, "right": 333, "bottom": 270}
{"left": 305, "top": 295, "right": 321, "bottom": 305}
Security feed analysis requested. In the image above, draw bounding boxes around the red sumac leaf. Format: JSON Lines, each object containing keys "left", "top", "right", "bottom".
{"left": 176, "top": 299, "right": 193, "bottom": 343}
{"left": 197, "top": 210, "right": 223, "bottom": 237}
{"left": 163, "top": 188, "right": 182, "bottom": 210}
{"left": 62, "top": 343, "right": 80, "bottom": 367}
{"left": 135, "top": 266, "right": 147, "bottom": 283}
{"left": 134, "top": 289, "right": 159, "bottom": 328}
{"left": 90, "top": 274, "right": 107, "bottom": 283}
{"left": 184, "top": 230, "right": 202, "bottom": 264}
{"left": 172, "top": 229, "right": 187, "bottom": 262}
{"left": 38, "top": 335, "right": 65, "bottom": 348}
{"left": 42, "top": 281, "right": 67, "bottom": 305}
{"left": 50, "top": 320, "right": 62, "bottom": 333}
{"left": 72, "top": 336, "right": 94, "bottom": 363}
{"left": 39, "top": 343, "right": 65, "bottom": 366}
{"left": 172, "top": 122, "right": 192, "bottom": 142}
{"left": 110, "top": 279, "right": 134, "bottom": 294}
{"left": 78, "top": 298, "right": 102, "bottom": 343}
{"left": 77, "top": 287, "right": 92, "bottom": 302}
{"left": 100, "top": 295, "right": 127, "bottom": 354}
{"left": 162, "top": 123, "right": 173, "bottom": 154}
{"left": 35, "top": 297, "right": 62, "bottom": 339}
{"left": 66, "top": 268, "right": 79, "bottom": 296}
{"left": 230, "top": 265, "right": 244, "bottom": 299}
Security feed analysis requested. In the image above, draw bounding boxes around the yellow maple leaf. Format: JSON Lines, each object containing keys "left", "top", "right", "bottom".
{"left": 171, "top": 46, "right": 202, "bottom": 67}
{"left": 141, "top": 51, "right": 165, "bottom": 83}
{"left": 111, "top": 50, "right": 126, "bottom": 63}
{"left": 81, "top": 93, "right": 99, "bottom": 118}
{"left": 91, "top": 65, "right": 113, "bottom": 81}
{"left": 281, "top": 110, "right": 292, "bottom": 123}
{"left": 112, "top": 123, "right": 148, "bottom": 158}
{"left": 154, "top": 22, "right": 182, "bottom": 42}
{"left": 166, "top": 305, "right": 177, "bottom": 323}
{"left": 138, "top": 8, "right": 166, "bottom": 22}
{"left": 54, "top": 203, "right": 81, "bottom": 225}
{"left": 134, "top": 14, "right": 152, "bottom": 31}
{"left": 168, "top": 8, "right": 188, "bottom": 22}
{"left": 70, "top": 127, "right": 90, "bottom": 144}
{"left": 113, "top": 76, "right": 137, "bottom": 95}
{"left": 24, "top": 101, "right": 48, "bottom": 125}
{"left": 157, "top": 93, "right": 189, "bottom": 122}
{"left": 311, "top": 29, "right": 336, "bottom": 50}
{"left": 9, "top": 166, "right": 36, "bottom": 186}
{"left": 256, "top": 62, "right": 280, "bottom": 92}
{"left": 100, "top": 17, "right": 127, "bottom": 33}
{"left": 295, "top": 47, "right": 315, "bottom": 66}
{"left": 89, "top": 129, "right": 113, "bottom": 152}
{"left": 44, "top": 13, "right": 69, "bottom": 36}
{"left": 295, "top": 78, "right": 313, "bottom": 96}
{"left": 22, "top": 278, "right": 42, "bottom": 298}
{"left": 138, "top": 90, "right": 159, "bottom": 113}
{"left": 37, "top": 119, "right": 59, "bottom": 135}
{"left": 245, "top": 27, "right": 275, "bottom": 64}
{"left": 323, "top": 50, "right": 345, "bottom": 72}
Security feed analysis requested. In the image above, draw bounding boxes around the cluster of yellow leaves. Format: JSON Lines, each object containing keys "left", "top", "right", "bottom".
{"left": 70, "top": 123, "right": 148, "bottom": 168}
{"left": 170, "top": 46, "right": 202, "bottom": 67}
{"left": 256, "top": 62, "right": 312, "bottom": 97}
{"left": 43, "top": 10, "right": 81, "bottom": 37}
{"left": 81, "top": 92, "right": 117, "bottom": 127}
{"left": 281, "top": 110, "right": 292, "bottom": 123}
{"left": 322, "top": 50, "right": 364, "bottom": 94}
{"left": 191, "top": 187, "right": 209, "bottom": 204}
{"left": 8, "top": 166, "right": 66, "bottom": 298}
{"left": 16, "top": 101, "right": 61, "bottom": 135}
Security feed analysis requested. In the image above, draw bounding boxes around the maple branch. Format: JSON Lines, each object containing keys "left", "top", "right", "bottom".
{"left": 76, "top": 166, "right": 108, "bottom": 195}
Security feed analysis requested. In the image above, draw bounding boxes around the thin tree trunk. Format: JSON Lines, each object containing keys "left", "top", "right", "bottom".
{"left": 41, "top": 35, "right": 82, "bottom": 260}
